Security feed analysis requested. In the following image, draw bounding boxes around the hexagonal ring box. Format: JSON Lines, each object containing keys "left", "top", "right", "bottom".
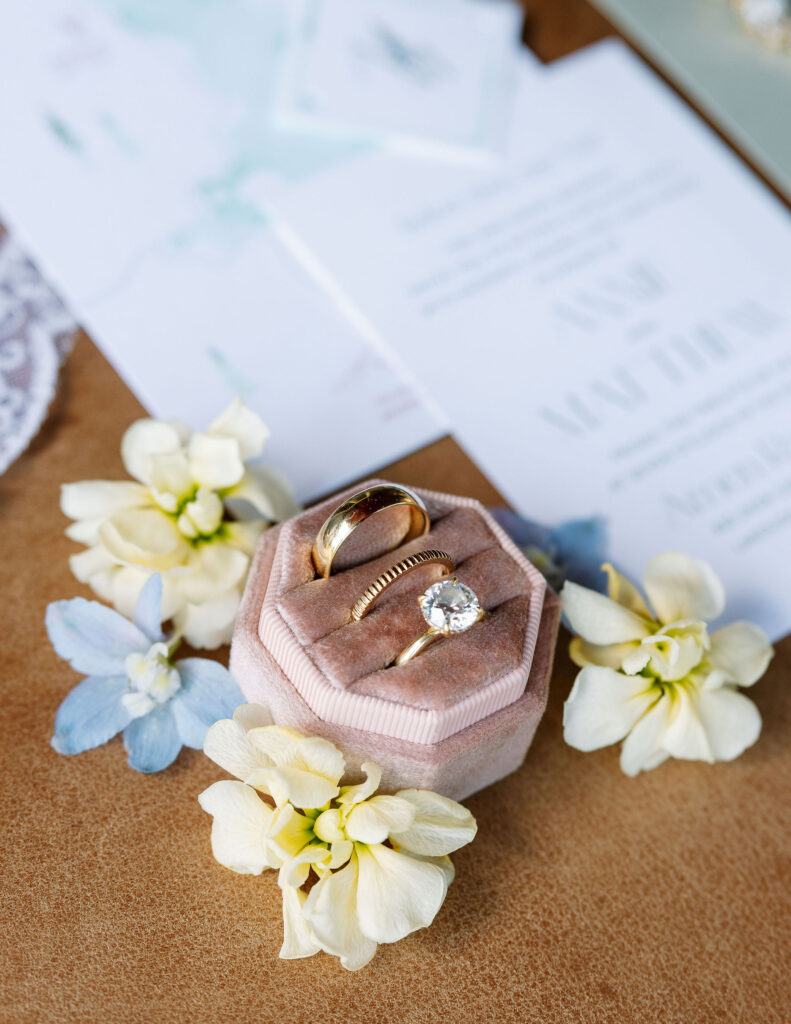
{"left": 230, "top": 480, "right": 560, "bottom": 801}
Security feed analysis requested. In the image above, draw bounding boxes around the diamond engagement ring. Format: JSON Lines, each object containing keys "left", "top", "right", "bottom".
{"left": 351, "top": 549, "right": 456, "bottom": 621}
{"left": 392, "top": 577, "right": 486, "bottom": 667}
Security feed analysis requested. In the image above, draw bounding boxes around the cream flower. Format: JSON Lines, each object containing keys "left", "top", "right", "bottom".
{"left": 561, "top": 553, "right": 773, "bottom": 775}
{"left": 61, "top": 399, "right": 297, "bottom": 649}
{"left": 199, "top": 706, "right": 477, "bottom": 971}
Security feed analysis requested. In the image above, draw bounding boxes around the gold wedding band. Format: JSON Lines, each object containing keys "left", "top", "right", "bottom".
{"left": 312, "top": 484, "right": 430, "bottom": 579}
{"left": 393, "top": 577, "right": 487, "bottom": 667}
{"left": 351, "top": 549, "right": 455, "bottom": 621}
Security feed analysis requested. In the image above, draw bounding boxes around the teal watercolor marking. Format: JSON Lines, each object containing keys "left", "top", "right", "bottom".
{"left": 44, "top": 112, "right": 83, "bottom": 153}
{"left": 90, "top": 0, "right": 371, "bottom": 178}
{"left": 88, "top": 0, "right": 372, "bottom": 255}
{"left": 206, "top": 346, "right": 253, "bottom": 398}
{"left": 167, "top": 200, "right": 267, "bottom": 254}
{"left": 98, "top": 112, "right": 138, "bottom": 156}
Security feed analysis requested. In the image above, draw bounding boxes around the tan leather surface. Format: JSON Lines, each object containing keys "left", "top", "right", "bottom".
{"left": 3, "top": 335, "right": 790, "bottom": 1024}
{"left": 3, "top": 4, "right": 791, "bottom": 1020}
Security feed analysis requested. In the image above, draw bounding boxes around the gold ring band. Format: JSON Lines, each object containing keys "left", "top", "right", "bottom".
{"left": 351, "top": 549, "right": 455, "bottom": 621}
{"left": 393, "top": 626, "right": 446, "bottom": 666}
{"left": 312, "top": 484, "right": 429, "bottom": 579}
{"left": 392, "top": 577, "right": 487, "bottom": 667}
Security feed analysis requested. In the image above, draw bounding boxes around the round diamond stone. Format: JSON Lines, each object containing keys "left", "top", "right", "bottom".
{"left": 420, "top": 579, "right": 482, "bottom": 634}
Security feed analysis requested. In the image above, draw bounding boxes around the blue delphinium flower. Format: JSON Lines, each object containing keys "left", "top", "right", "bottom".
{"left": 46, "top": 574, "right": 244, "bottom": 772}
{"left": 490, "top": 507, "right": 609, "bottom": 593}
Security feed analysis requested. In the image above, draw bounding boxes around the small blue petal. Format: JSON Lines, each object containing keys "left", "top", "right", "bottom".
{"left": 52, "top": 675, "right": 133, "bottom": 755}
{"left": 549, "top": 517, "right": 608, "bottom": 565}
{"left": 550, "top": 517, "right": 609, "bottom": 591}
{"left": 491, "top": 507, "right": 611, "bottom": 591}
{"left": 171, "top": 658, "right": 245, "bottom": 749}
{"left": 123, "top": 704, "right": 183, "bottom": 773}
{"left": 133, "top": 573, "right": 165, "bottom": 642}
{"left": 489, "top": 507, "right": 553, "bottom": 552}
{"left": 46, "top": 598, "right": 149, "bottom": 676}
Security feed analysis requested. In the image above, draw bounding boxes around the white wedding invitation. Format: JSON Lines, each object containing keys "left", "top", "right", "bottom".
{"left": 270, "top": 42, "right": 791, "bottom": 638}
{"left": 0, "top": 0, "right": 445, "bottom": 500}
{"left": 274, "top": 0, "right": 528, "bottom": 163}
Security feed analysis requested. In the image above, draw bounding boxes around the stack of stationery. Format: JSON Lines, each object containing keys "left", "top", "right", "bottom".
{"left": 0, "top": 0, "right": 789, "bottom": 639}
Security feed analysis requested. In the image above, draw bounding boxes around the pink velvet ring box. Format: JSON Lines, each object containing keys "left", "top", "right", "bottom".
{"left": 230, "top": 480, "right": 561, "bottom": 801}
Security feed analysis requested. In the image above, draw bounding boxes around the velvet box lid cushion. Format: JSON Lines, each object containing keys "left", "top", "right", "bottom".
{"left": 244, "top": 481, "right": 548, "bottom": 744}
{"left": 231, "top": 481, "right": 560, "bottom": 799}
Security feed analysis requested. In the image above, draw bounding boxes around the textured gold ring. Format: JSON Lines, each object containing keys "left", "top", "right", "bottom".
{"left": 351, "top": 549, "right": 455, "bottom": 621}
{"left": 312, "top": 484, "right": 429, "bottom": 579}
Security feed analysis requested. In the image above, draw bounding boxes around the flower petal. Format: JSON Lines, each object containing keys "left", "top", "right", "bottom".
{"left": 242, "top": 726, "right": 306, "bottom": 763}
{"left": 293, "top": 737, "right": 348, "bottom": 783}
{"left": 694, "top": 686, "right": 762, "bottom": 762}
{"left": 65, "top": 518, "right": 108, "bottom": 547}
{"left": 172, "top": 586, "right": 241, "bottom": 650}
{"left": 569, "top": 637, "right": 640, "bottom": 670}
{"left": 121, "top": 418, "right": 188, "bottom": 484}
{"left": 561, "top": 581, "right": 653, "bottom": 645}
{"left": 73, "top": 559, "right": 158, "bottom": 621}
{"left": 267, "top": 804, "right": 315, "bottom": 862}
{"left": 99, "top": 508, "right": 189, "bottom": 571}
{"left": 132, "top": 573, "right": 164, "bottom": 642}
{"left": 187, "top": 433, "right": 245, "bottom": 490}
{"left": 229, "top": 465, "right": 299, "bottom": 522}
{"left": 314, "top": 808, "right": 346, "bottom": 844}
{"left": 61, "top": 480, "right": 150, "bottom": 522}
{"left": 122, "top": 704, "right": 183, "bottom": 772}
{"left": 619, "top": 696, "right": 672, "bottom": 776}
{"left": 246, "top": 766, "right": 340, "bottom": 810}
{"left": 489, "top": 507, "right": 551, "bottom": 550}
{"left": 198, "top": 779, "right": 276, "bottom": 874}
{"left": 178, "top": 487, "right": 224, "bottom": 538}
{"left": 247, "top": 728, "right": 346, "bottom": 786}
{"left": 389, "top": 790, "right": 477, "bottom": 856}
{"left": 398, "top": 852, "right": 456, "bottom": 890}
{"left": 171, "top": 658, "right": 244, "bottom": 749}
{"left": 208, "top": 398, "right": 270, "bottom": 461}
{"left": 660, "top": 685, "right": 714, "bottom": 764}
{"left": 148, "top": 451, "right": 193, "bottom": 508}
{"left": 68, "top": 545, "right": 115, "bottom": 584}
{"left": 302, "top": 854, "right": 378, "bottom": 972}
{"left": 174, "top": 543, "right": 249, "bottom": 606}
{"left": 345, "top": 796, "right": 416, "bottom": 845}
{"left": 619, "top": 646, "right": 652, "bottom": 676}
{"left": 601, "top": 563, "right": 652, "bottom": 617}
{"left": 223, "top": 521, "right": 266, "bottom": 557}
{"left": 280, "top": 884, "right": 321, "bottom": 961}
{"left": 51, "top": 675, "right": 133, "bottom": 754}
{"left": 642, "top": 552, "right": 725, "bottom": 624}
{"left": 203, "top": 717, "right": 261, "bottom": 780}
{"left": 121, "top": 689, "right": 155, "bottom": 719}
{"left": 563, "top": 666, "right": 659, "bottom": 752}
{"left": 337, "top": 762, "right": 382, "bottom": 806}
{"left": 278, "top": 842, "right": 333, "bottom": 889}
{"left": 233, "top": 703, "right": 273, "bottom": 731}
{"left": 624, "top": 627, "right": 707, "bottom": 682}
{"left": 329, "top": 840, "right": 354, "bottom": 870}
{"left": 549, "top": 518, "right": 608, "bottom": 573}
{"left": 46, "top": 597, "right": 149, "bottom": 675}
{"left": 355, "top": 843, "right": 449, "bottom": 944}
{"left": 709, "top": 622, "right": 774, "bottom": 687}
